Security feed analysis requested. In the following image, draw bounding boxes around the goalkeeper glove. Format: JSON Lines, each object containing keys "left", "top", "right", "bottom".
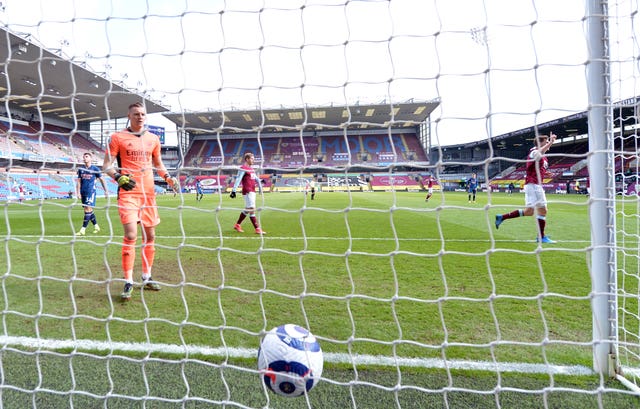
{"left": 165, "top": 175, "right": 179, "bottom": 192}
{"left": 114, "top": 173, "right": 136, "bottom": 191}
{"left": 230, "top": 191, "right": 236, "bottom": 199}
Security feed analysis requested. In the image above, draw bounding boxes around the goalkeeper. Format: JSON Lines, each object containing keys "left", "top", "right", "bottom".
{"left": 102, "top": 102, "right": 179, "bottom": 301}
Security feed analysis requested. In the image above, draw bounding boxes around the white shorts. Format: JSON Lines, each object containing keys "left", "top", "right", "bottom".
{"left": 243, "top": 191, "right": 257, "bottom": 209}
{"left": 524, "top": 183, "right": 547, "bottom": 208}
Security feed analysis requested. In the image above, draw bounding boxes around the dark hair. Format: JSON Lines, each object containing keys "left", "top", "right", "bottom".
{"left": 535, "top": 135, "right": 549, "bottom": 145}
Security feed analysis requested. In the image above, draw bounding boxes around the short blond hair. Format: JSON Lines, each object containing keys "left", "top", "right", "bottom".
{"left": 128, "top": 102, "right": 144, "bottom": 111}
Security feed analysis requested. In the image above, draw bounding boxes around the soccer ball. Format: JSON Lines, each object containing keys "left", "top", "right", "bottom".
{"left": 257, "top": 324, "right": 323, "bottom": 397}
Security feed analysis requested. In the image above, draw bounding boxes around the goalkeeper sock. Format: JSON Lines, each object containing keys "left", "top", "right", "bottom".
{"left": 250, "top": 215, "right": 258, "bottom": 228}
{"left": 90, "top": 212, "right": 97, "bottom": 225}
{"left": 122, "top": 238, "right": 137, "bottom": 279}
{"left": 141, "top": 239, "right": 155, "bottom": 276}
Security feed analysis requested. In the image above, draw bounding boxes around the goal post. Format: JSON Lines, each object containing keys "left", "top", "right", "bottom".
{"left": 586, "top": 0, "right": 617, "bottom": 377}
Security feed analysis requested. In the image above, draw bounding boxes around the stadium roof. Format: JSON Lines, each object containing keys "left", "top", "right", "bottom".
{"left": 162, "top": 100, "right": 440, "bottom": 135}
{"left": 0, "top": 28, "right": 167, "bottom": 123}
{"left": 459, "top": 112, "right": 591, "bottom": 151}
{"left": 453, "top": 97, "right": 640, "bottom": 152}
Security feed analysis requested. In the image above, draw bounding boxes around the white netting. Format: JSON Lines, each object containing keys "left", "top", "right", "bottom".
{"left": 609, "top": 0, "right": 640, "bottom": 393}
{"left": 0, "top": 0, "right": 638, "bottom": 408}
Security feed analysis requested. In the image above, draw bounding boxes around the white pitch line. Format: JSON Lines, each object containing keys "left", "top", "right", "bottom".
{"left": 0, "top": 335, "right": 593, "bottom": 376}
{"left": 7, "top": 235, "right": 592, "bottom": 244}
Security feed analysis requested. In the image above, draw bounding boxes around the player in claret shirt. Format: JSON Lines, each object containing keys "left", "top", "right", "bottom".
{"left": 495, "top": 132, "right": 557, "bottom": 244}
{"left": 230, "top": 152, "right": 265, "bottom": 235}
{"left": 102, "top": 102, "right": 179, "bottom": 301}
{"left": 425, "top": 176, "right": 435, "bottom": 202}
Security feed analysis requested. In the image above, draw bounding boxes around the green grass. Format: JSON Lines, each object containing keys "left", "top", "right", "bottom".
{"left": 0, "top": 190, "right": 637, "bottom": 408}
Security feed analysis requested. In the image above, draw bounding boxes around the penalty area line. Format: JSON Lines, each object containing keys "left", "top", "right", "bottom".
{"left": 0, "top": 335, "right": 593, "bottom": 376}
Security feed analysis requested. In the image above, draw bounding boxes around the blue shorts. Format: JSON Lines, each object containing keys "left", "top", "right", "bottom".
{"left": 81, "top": 191, "right": 97, "bottom": 208}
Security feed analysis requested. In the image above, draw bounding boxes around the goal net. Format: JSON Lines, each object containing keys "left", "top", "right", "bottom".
{"left": 0, "top": 0, "right": 639, "bottom": 407}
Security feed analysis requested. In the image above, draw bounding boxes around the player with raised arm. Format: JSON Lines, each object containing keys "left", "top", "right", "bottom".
{"left": 76, "top": 152, "right": 108, "bottom": 235}
{"left": 230, "top": 152, "right": 265, "bottom": 234}
{"left": 102, "top": 102, "right": 179, "bottom": 301}
{"left": 495, "top": 132, "right": 557, "bottom": 243}
{"left": 425, "top": 176, "right": 434, "bottom": 202}
{"left": 467, "top": 172, "right": 478, "bottom": 203}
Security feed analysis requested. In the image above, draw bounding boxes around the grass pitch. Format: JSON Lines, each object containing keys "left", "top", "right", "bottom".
{"left": 0, "top": 190, "right": 636, "bottom": 408}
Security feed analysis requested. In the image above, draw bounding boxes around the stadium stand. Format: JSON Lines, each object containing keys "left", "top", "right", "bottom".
{"left": 269, "top": 137, "right": 315, "bottom": 168}
{"left": 160, "top": 147, "right": 180, "bottom": 169}
{"left": 183, "top": 139, "right": 208, "bottom": 167}
{"left": 0, "top": 119, "right": 104, "bottom": 166}
{"left": 0, "top": 170, "right": 118, "bottom": 200}
{"left": 1, "top": 131, "right": 32, "bottom": 158}
{"left": 0, "top": 104, "right": 623, "bottom": 199}
{"left": 183, "top": 132, "right": 429, "bottom": 170}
